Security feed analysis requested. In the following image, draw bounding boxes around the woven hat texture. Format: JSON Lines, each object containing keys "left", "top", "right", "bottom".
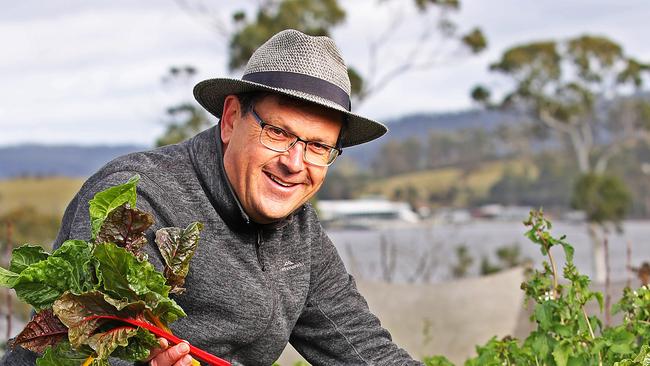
{"left": 193, "top": 29, "right": 387, "bottom": 148}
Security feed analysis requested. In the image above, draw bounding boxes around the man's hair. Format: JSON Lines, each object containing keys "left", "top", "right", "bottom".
{"left": 236, "top": 92, "right": 267, "bottom": 115}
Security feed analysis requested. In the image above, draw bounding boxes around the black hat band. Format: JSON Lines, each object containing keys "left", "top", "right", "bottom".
{"left": 243, "top": 71, "right": 351, "bottom": 111}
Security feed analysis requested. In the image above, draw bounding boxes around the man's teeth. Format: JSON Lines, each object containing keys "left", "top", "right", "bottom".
{"left": 269, "top": 174, "right": 294, "bottom": 187}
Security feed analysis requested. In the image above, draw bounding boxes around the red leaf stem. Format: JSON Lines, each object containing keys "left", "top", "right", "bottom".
{"left": 84, "top": 315, "right": 230, "bottom": 366}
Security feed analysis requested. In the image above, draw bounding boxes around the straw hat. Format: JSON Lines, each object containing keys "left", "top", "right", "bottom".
{"left": 193, "top": 29, "right": 387, "bottom": 148}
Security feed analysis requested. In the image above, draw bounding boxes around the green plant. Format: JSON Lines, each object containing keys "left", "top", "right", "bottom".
{"left": 0, "top": 176, "right": 223, "bottom": 365}
{"left": 426, "top": 209, "right": 650, "bottom": 365}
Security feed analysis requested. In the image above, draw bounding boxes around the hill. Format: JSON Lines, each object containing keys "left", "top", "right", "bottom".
{"left": 0, "top": 144, "right": 147, "bottom": 179}
{"left": 342, "top": 108, "right": 520, "bottom": 166}
{"left": 0, "top": 108, "right": 519, "bottom": 178}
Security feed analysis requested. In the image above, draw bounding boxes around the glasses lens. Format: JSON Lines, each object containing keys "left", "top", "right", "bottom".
{"left": 305, "top": 143, "right": 339, "bottom": 166}
{"left": 260, "top": 125, "right": 292, "bottom": 151}
{"left": 260, "top": 124, "right": 339, "bottom": 166}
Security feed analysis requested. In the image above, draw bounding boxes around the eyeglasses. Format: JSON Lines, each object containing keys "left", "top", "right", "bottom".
{"left": 250, "top": 108, "right": 341, "bottom": 167}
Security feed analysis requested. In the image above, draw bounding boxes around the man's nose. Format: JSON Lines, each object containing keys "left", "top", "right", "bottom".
{"left": 280, "top": 141, "right": 305, "bottom": 172}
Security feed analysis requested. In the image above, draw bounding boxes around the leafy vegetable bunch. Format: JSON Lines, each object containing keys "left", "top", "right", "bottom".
{"left": 0, "top": 176, "right": 204, "bottom": 365}
{"left": 424, "top": 210, "right": 650, "bottom": 366}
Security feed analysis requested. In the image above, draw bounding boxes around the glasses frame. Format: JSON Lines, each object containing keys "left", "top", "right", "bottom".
{"left": 250, "top": 108, "right": 342, "bottom": 167}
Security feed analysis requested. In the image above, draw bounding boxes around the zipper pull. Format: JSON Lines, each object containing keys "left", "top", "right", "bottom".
{"left": 256, "top": 230, "right": 265, "bottom": 271}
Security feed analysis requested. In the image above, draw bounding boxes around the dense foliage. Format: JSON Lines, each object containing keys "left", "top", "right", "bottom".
{"left": 0, "top": 176, "right": 206, "bottom": 365}
{"left": 427, "top": 210, "right": 650, "bottom": 365}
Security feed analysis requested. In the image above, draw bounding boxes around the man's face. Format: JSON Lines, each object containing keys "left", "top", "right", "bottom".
{"left": 220, "top": 94, "right": 342, "bottom": 224}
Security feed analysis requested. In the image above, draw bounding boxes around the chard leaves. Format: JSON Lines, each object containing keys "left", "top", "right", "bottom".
{"left": 89, "top": 175, "right": 139, "bottom": 240}
{"left": 93, "top": 243, "right": 169, "bottom": 300}
{"left": 0, "top": 266, "right": 19, "bottom": 288}
{"left": 53, "top": 291, "right": 156, "bottom": 362}
{"left": 10, "top": 244, "right": 49, "bottom": 273}
{"left": 5, "top": 240, "right": 95, "bottom": 311}
{"left": 156, "top": 222, "right": 204, "bottom": 294}
{"left": 0, "top": 175, "right": 204, "bottom": 364}
{"left": 10, "top": 309, "right": 68, "bottom": 353}
{"left": 96, "top": 203, "right": 154, "bottom": 259}
{"left": 36, "top": 341, "right": 91, "bottom": 366}
{"left": 92, "top": 243, "right": 186, "bottom": 322}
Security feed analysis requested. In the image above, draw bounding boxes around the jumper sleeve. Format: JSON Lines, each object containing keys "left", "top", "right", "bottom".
{"left": 289, "top": 229, "right": 423, "bottom": 366}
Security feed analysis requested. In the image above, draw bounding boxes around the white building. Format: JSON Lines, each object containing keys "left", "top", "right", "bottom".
{"left": 318, "top": 198, "right": 419, "bottom": 229}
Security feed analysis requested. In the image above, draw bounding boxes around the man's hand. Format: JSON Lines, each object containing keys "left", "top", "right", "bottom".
{"left": 148, "top": 338, "right": 194, "bottom": 366}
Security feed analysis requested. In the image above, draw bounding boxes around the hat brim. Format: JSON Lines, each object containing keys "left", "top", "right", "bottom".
{"left": 193, "top": 78, "right": 387, "bottom": 148}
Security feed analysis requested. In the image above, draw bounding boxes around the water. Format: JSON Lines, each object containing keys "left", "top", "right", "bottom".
{"left": 328, "top": 220, "right": 650, "bottom": 284}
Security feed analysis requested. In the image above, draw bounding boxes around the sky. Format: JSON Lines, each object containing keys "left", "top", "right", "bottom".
{"left": 1, "top": 0, "right": 649, "bottom": 146}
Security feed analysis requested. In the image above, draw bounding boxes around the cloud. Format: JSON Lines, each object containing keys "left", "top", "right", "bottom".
{"left": 2, "top": 0, "right": 650, "bottom": 145}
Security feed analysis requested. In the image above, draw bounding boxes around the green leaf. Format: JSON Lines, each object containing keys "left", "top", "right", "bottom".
{"left": 12, "top": 257, "right": 78, "bottom": 311}
{"left": 561, "top": 242, "right": 575, "bottom": 263}
{"left": 155, "top": 222, "right": 204, "bottom": 294}
{"left": 36, "top": 341, "right": 90, "bottom": 366}
{"left": 89, "top": 175, "right": 139, "bottom": 240}
{"left": 96, "top": 203, "right": 154, "bottom": 259}
{"left": 0, "top": 266, "right": 19, "bottom": 288}
{"left": 9, "top": 240, "right": 95, "bottom": 310}
{"left": 423, "top": 355, "right": 455, "bottom": 366}
{"left": 552, "top": 340, "right": 572, "bottom": 366}
{"left": 93, "top": 243, "right": 169, "bottom": 301}
{"left": 534, "top": 302, "right": 554, "bottom": 330}
{"left": 52, "top": 240, "right": 96, "bottom": 293}
{"left": 110, "top": 328, "right": 158, "bottom": 361}
{"left": 10, "top": 244, "right": 49, "bottom": 273}
{"left": 528, "top": 332, "right": 550, "bottom": 359}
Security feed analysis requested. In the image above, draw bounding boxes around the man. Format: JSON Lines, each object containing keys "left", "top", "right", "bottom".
{"left": 1, "top": 29, "right": 421, "bottom": 365}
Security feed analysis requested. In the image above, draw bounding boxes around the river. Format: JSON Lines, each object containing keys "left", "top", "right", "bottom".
{"left": 328, "top": 219, "right": 650, "bottom": 284}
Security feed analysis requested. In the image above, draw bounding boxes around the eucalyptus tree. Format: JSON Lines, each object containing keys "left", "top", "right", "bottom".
{"left": 472, "top": 35, "right": 650, "bottom": 282}
{"left": 158, "top": 0, "right": 487, "bottom": 145}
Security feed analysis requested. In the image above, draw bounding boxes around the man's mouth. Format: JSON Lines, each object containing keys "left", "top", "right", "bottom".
{"left": 266, "top": 172, "right": 298, "bottom": 188}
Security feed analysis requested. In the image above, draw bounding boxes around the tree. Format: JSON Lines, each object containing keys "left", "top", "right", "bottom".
{"left": 156, "top": 65, "right": 213, "bottom": 146}
{"left": 473, "top": 35, "right": 650, "bottom": 174}
{"left": 157, "top": 0, "right": 487, "bottom": 145}
{"left": 473, "top": 34, "right": 650, "bottom": 282}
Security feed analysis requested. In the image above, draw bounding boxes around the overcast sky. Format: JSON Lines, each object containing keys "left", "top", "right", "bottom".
{"left": 1, "top": 0, "right": 649, "bottom": 146}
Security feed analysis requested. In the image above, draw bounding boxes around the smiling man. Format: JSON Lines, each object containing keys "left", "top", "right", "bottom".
{"left": 1, "top": 29, "right": 421, "bottom": 366}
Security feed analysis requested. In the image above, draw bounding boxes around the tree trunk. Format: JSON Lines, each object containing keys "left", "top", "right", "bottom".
{"left": 588, "top": 223, "right": 607, "bottom": 283}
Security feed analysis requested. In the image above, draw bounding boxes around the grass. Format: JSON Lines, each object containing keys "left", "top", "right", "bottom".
{"left": 362, "top": 159, "right": 536, "bottom": 206}
{"left": 0, "top": 176, "right": 85, "bottom": 217}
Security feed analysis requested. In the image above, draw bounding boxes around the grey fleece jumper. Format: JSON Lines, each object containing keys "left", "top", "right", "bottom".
{"left": 1, "top": 126, "right": 421, "bottom": 366}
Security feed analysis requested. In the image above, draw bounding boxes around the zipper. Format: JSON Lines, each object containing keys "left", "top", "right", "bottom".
{"left": 255, "top": 229, "right": 265, "bottom": 271}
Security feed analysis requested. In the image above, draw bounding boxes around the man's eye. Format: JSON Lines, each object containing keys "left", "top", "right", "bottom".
{"left": 308, "top": 142, "right": 328, "bottom": 153}
{"left": 267, "top": 126, "right": 288, "bottom": 139}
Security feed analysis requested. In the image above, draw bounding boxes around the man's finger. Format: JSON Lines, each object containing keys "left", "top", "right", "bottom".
{"left": 175, "top": 355, "right": 194, "bottom": 366}
{"left": 147, "top": 338, "right": 169, "bottom": 361}
{"left": 150, "top": 341, "right": 191, "bottom": 366}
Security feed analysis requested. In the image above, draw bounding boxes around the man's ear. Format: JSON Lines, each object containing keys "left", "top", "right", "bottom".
{"left": 220, "top": 95, "right": 241, "bottom": 145}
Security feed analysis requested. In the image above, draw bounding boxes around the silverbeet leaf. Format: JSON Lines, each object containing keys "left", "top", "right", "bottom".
{"left": 0, "top": 266, "right": 19, "bottom": 288}
{"left": 93, "top": 243, "right": 169, "bottom": 301}
{"left": 92, "top": 243, "right": 186, "bottom": 322}
{"left": 53, "top": 291, "right": 148, "bottom": 361}
{"left": 10, "top": 244, "right": 49, "bottom": 273}
{"left": 96, "top": 203, "right": 154, "bottom": 259}
{"left": 111, "top": 328, "right": 158, "bottom": 361}
{"left": 12, "top": 257, "right": 81, "bottom": 311}
{"left": 10, "top": 309, "right": 68, "bottom": 354}
{"left": 36, "top": 341, "right": 91, "bottom": 366}
{"left": 89, "top": 175, "right": 140, "bottom": 240}
{"left": 155, "top": 222, "right": 204, "bottom": 294}
{"left": 2, "top": 240, "right": 95, "bottom": 311}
